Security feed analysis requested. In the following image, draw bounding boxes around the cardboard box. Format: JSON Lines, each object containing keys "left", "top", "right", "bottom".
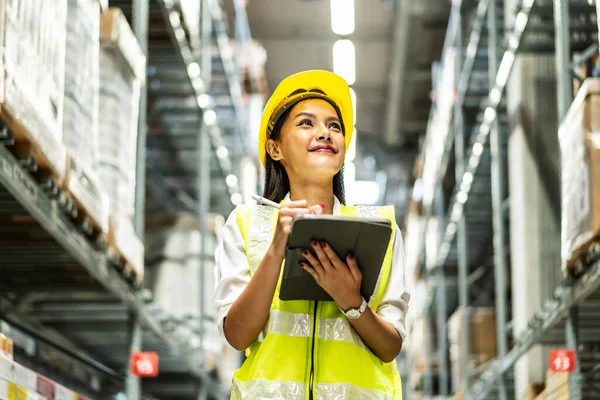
{"left": 55, "top": 384, "right": 74, "bottom": 400}
{"left": 98, "top": 8, "right": 145, "bottom": 220}
{"left": 521, "top": 383, "right": 545, "bottom": 400}
{"left": 0, "top": 379, "right": 8, "bottom": 400}
{"left": 545, "top": 370, "right": 569, "bottom": 393}
{"left": 11, "top": 364, "right": 36, "bottom": 391}
{"left": 63, "top": 0, "right": 100, "bottom": 169}
{"left": 99, "top": 8, "right": 145, "bottom": 81}
{"left": 0, "top": 0, "right": 67, "bottom": 181}
{"left": 0, "top": 354, "right": 12, "bottom": 382}
{"left": 534, "top": 390, "right": 547, "bottom": 400}
{"left": 448, "top": 307, "right": 497, "bottom": 391}
{"left": 559, "top": 78, "right": 600, "bottom": 273}
{"left": 36, "top": 375, "right": 55, "bottom": 400}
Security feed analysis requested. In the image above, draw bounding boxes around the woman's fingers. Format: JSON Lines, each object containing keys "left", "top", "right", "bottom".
{"left": 346, "top": 253, "right": 362, "bottom": 281}
{"left": 302, "top": 249, "right": 324, "bottom": 277}
{"left": 311, "top": 240, "right": 334, "bottom": 270}
{"left": 309, "top": 204, "right": 325, "bottom": 215}
{"left": 320, "top": 242, "right": 346, "bottom": 268}
{"left": 282, "top": 199, "right": 308, "bottom": 208}
{"left": 300, "top": 262, "right": 319, "bottom": 281}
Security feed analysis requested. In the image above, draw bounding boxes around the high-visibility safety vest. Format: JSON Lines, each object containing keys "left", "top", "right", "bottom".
{"left": 232, "top": 203, "right": 402, "bottom": 400}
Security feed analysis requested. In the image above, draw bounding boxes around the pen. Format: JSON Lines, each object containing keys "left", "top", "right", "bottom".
{"left": 252, "top": 194, "right": 281, "bottom": 209}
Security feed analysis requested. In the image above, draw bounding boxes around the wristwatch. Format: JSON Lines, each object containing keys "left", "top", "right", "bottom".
{"left": 339, "top": 297, "right": 368, "bottom": 319}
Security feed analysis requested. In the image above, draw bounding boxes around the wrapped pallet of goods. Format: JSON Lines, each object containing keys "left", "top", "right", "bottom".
{"left": 99, "top": 8, "right": 146, "bottom": 283}
{"left": 144, "top": 213, "right": 243, "bottom": 385}
{"left": 559, "top": 78, "right": 600, "bottom": 276}
{"left": 0, "top": 0, "right": 67, "bottom": 183}
{"left": 448, "top": 307, "right": 497, "bottom": 393}
{"left": 62, "top": 0, "right": 109, "bottom": 238}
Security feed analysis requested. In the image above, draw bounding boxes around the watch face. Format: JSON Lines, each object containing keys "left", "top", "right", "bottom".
{"left": 347, "top": 309, "right": 360, "bottom": 319}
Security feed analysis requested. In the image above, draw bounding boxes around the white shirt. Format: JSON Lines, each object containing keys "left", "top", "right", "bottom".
{"left": 213, "top": 195, "right": 410, "bottom": 340}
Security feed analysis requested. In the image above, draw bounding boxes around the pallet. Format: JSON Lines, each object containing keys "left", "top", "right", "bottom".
{"left": 564, "top": 236, "right": 600, "bottom": 278}
{"left": 0, "top": 105, "right": 66, "bottom": 187}
{"left": 63, "top": 190, "right": 108, "bottom": 243}
{"left": 107, "top": 244, "right": 143, "bottom": 288}
{"left": 61, "top": 155, "right": 110, "bottom": 243}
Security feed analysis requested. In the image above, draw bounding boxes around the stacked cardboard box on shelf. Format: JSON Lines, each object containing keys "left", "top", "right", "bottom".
{"left": 99, "top": 8, "right": 146, "bottom": 281}
{"left": 62, "top": 0, "right": 109, "bottom": 237}
{"left": 520, "top": 383, "right": 545, "bottom": 400}
{"left": 448, "top": 307, "right": 497, "bottom": 392}
{"left": 64, "top": 0, "right": 100, "bottom": 168}
{"left": 0, "top": 353, "right": 92, "bottom": 400}
{"left": 0, "top": 334, "right": 12, "bottom": 360}
{"left": 0, "top": 0, "right": 68, "bottom": 182}
{"left": 559, "top": 78, "right": 600, "bottom": 276}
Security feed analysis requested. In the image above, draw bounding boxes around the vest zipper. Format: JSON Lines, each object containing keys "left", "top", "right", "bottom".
{"left": 309, "top": 300, "right": 318, "bottom": 400}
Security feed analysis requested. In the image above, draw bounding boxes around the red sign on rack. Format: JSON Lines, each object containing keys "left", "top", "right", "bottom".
{"left": 130, "top": 352, "right": 159, "bottom": 377}
{"left": 549, "top": 349, "right": 576, "bottom": 372}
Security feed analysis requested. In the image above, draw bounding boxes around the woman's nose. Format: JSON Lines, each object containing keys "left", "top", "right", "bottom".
{"left": 317, "top": 130, "right": 333, "bottom": 142}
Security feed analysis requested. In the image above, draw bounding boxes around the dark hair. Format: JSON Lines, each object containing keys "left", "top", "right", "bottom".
{"left": 262, "top": 104, "right": 346, "bottom": 204}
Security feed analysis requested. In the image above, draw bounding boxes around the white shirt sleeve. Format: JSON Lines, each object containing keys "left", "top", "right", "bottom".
{"left": 375, "top": 224, "right": 410, "bottom": 340}
{"left": 214, "top": 208, "right": 251, "bottom": 338}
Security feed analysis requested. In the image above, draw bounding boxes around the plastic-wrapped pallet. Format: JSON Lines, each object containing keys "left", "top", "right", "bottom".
{"left": 559, "top": 78, "right": 600, "bottom": 276}
{"left": 99, "top": 8, "right": 145, "bottom": 280}
{"left": 61, "top": 0, "right": 109, "bottom": 235}
{"left": 0, "top": 0, "right": 68, "bottom": 181}
{"left": 63, "top": 0, "right": 100, "bottom": 169}
{"left": 98, "top": 7, "right": 145, "bottom": 220}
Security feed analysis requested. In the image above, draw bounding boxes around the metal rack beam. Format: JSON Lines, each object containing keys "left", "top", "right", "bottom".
{"left": 488, "top": 0, "right": 508, "bottom": 398}
{"left": 436, "top": 0, "right": 536, "bottom": 267}
{"left": 0, "top": 142, "right": 228, "bottom": 399}
{"left": 155, "top": 0, "right": 242, "bottom": 201}
{"left": 470, "top": 260, "right": 600, "bottom": 398}
{"left": 210, "top": 0, "right": 252, "bottom": 154}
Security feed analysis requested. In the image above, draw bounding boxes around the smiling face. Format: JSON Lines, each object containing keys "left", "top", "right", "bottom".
{"left": 266, "top": 99, "right": 346, "bottom": 182}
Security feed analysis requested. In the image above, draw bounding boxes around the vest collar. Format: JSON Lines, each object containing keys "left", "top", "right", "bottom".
{"left": 283, "top": 193, "right": 341, "bottom": 215}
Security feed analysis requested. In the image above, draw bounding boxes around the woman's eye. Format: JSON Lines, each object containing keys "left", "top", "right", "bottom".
{"left": 298, "top": 119, "right": 313, "bottom": 126}
{"left": 329, "top": 122, "right": 341, "bottom": 130}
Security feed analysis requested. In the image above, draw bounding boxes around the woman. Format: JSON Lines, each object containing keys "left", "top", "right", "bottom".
{"left": 214, "top": 70, "right": 409, "bottom": 400}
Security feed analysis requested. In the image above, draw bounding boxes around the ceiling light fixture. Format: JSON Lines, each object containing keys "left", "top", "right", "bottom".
{"left": 197, "top": 94, "right": 211, "bottom": 108}
{"left": 330, "top": 0, "right": 355, "bottom": 36}
{"left": 333, "top": 39, "right": 356, "bottom": 85}
{"left": 226, "top": 174, "right": 238, "bottom": 187}
{"left": 203, "top": 109, "right": 217, "bottom": 126}
{"left": 231, "top": 193, "right": 243, "bottom": 205}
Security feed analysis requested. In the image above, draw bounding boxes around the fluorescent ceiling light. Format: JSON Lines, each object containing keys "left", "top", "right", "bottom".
{"left": 197, "top": 94, "right": 211, "bottom": 108}
{"left": 330, "top": 0, "right": 355, "bottom": 36}
{"left": 187, "top": 62, "right": 200, "bottom": 78}
{"left": 203, "top": 109, "right": 217, "bottom": 125}
{"left": 216, "top": 145, "right": 228, "bottom": 159}
{"left": 231, "top": 193, "right": 243, "bottom": 205}
{"left": 333, "top": 39, "right": 355, "bottom": 85}
{"left": 226, "top": 174, "right": 238, "bottom": 187}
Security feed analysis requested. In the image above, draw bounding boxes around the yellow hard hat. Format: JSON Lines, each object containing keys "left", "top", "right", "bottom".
{"left": 258, "top": 70, "right": 354, "bottom": 167}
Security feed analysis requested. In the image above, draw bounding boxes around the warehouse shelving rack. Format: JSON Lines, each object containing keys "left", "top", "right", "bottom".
{"left": 409, "top": 0, "right": 600, "bottom": 399}
{"left": 0, "top": 0, "right": 260, "bottom": 399}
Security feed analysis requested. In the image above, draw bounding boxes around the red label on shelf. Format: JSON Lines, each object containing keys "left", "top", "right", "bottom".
{"left": 130, "top": 352, "right": 159, "bottom": 377}
{"left": 549, "top": 349, "right": 576, "bottom": 372}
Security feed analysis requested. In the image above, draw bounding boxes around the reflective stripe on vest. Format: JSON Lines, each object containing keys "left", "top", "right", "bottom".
{"left": 231, "top": 203, "right": 402, "bottom": 400}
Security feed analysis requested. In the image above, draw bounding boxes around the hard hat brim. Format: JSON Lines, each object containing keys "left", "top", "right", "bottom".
{"left": 258, "top": 70, "right": 354, "bottom": 167}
